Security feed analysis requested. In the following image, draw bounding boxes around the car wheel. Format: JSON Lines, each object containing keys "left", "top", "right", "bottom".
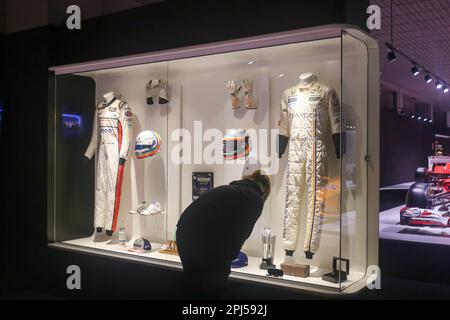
{"left": 400, "top": 215, "right": 410, "bottom": 225}
{"left": 415, "top": 167, "right": 427, "bottom": 183}
{"left": 406, "top": 182, "right": 430, "bottom": 209}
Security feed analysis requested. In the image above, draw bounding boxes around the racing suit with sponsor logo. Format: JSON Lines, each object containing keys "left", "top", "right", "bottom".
{"left": 85, "top": 97, "right": 133, "bottom": 233}
{"left": 278, "top": 80, "right": 341, "bottom": 258}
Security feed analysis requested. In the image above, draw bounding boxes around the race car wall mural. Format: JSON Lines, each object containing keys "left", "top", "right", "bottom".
{"left": 400, "top": 156, "right": 450, "bottom": 227}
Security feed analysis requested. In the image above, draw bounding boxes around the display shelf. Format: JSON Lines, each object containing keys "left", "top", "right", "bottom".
{"left": 234, "top": 256, "right": 364, "bottom": 290}
{"left": 62, "top": 236, "right": 364, "bottom": 291}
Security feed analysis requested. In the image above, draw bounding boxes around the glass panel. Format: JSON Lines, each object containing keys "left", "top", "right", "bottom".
{"left": 53, "top": 74, "right": 96, "bottom": 242}
{"left": 169, "top": 47, "right": 268, "bottom": 268}
{"left": 267, "top": 38, "right": 343, "bottom": 288}
{"left": 48, "top": 32, "right": 374, "bottom": 291}
{"left": 340, "top": 32, "right": 369, "bottom": 290}
{"left": 167, "top": 37, "right": 343, "bottom": 288}
{"left": 53, "top": 62, "right": 171, "bottom": 258}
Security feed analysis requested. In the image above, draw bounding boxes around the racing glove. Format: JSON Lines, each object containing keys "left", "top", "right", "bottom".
{"left": 146, "top": 80, "right": 158, "bottom": 105}
{"left": 243, "top": 79, "right": 256, "bottom": 109}
{"left": 157, "top": 79, "right": 169, "bottom": 104}
{"left": 277, "top": 135, "right": 289, "bottom": 159}
{"left": 227, "top": 80, "right": 241, "bottom": 110}
{"left": 332, "top": 132, "right": 347, "bottom": 160}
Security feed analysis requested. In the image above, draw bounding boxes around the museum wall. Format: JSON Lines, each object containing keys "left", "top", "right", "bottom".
{"left": 48, "top": 0, "right": 369, "bottom": 66}
{"left": 380, "top": 108, "right": 434, "bottom": 188}
{"left": 0, "top": 32, "right": 5, "bottom": 281}
{"left": 0, "top": 27, "right": 49, "bottom": 291}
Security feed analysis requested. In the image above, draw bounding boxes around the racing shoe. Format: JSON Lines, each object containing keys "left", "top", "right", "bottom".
{"left": 130, "top": 201, "right": 150, "bottom": 215}
{"left": 140, "top": 202, "right": 162, "bottom": 216}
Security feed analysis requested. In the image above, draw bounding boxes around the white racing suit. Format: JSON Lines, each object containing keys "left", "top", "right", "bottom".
{"left": 279, "top": 81, "right": 341, "bottom": 258}
{"left": 85, "top": 97, "right": 133, "bottom": 233}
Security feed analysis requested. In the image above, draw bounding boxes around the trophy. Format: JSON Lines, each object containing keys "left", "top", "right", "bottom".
{"left": 260, "top": 227, "right": 276, "bottom": 270}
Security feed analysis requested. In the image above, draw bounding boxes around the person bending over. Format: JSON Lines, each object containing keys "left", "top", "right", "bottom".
{"left": 176, "top": 169, "right": 271, "bottom": 299}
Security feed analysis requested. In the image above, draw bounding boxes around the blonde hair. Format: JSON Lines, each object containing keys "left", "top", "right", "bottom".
{"left": 243, "top": 169, "right": 271, "bottom": 202}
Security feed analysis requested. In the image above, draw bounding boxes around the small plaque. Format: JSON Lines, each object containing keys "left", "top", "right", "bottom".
{"left": 192, "top": 172, "right": 214, "bottom": 201}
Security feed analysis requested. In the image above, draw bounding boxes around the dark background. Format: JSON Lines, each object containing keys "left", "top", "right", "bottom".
{"left": 380, "top": 108, "right": 450, "bottom": 189}
{"left": 2, "top": 0, "right": 450, "bottom": 299}
{"left": 379, "top": 107, "right": 450, "bottom": 212}
{"left": 380, "top": 109, "right": 433, "bottom": 188}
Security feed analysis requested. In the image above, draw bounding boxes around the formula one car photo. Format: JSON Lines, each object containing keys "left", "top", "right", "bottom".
{"left": 400, "top": 206, "right": 450, "bottom": 227}
{"left": 400, "top": 156, "right": 450, "bottom": 226}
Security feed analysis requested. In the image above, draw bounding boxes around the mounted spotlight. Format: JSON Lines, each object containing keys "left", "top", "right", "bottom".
{"left": 387, "top": 50, "right": 397, "bottom": 62}
{"left": 424, "top": 74, "right": 432, "bottom": 84}
{"left": 411, "top": 66, "right": 420, "bottom": 76}
{"left": 436, "top": 80, "right": 443, "bottom": 90}
{"left": 443, "top": 85, "right": 449, "bottom": 93}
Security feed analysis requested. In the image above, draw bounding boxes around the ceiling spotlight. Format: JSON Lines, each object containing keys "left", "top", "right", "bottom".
{"left": 248, "top": 61, "right": 255, "bottom": 65}
{"left": 436, "top": 81, "right": 443, "bottom": 89}
{"left": 411, "top": 66, "right": 420, "bottom": 76}
{"left": 430, "top": 120, "right": 433, "bottom": 123}
{"left": 411, "top": 115, "right": 416, "bottom": 119}
{"left": 443, "top": 86, "right": 449, "bottom": 93}
{"left": 278, "top": 73, "right": 285, "bottom": 78}
{"left": 424, "top": 74, "right": 432, "bottom": 84}
{"left": 418, "top": 116, "right": 422, "bottom": 120}
{"left": 424, "top": 118, "right": 428, "bottom": 122}
{"left": 387, "top": 50, "right": 397, "bottom": 62}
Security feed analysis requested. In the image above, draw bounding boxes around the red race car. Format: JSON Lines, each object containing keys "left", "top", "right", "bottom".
{"left": 400, "top": 156, "right": 450, "bottom": 226}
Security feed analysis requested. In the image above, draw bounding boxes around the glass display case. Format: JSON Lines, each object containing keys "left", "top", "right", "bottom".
{"left": 48, "top": 25, "right": 379, "bottom": 294}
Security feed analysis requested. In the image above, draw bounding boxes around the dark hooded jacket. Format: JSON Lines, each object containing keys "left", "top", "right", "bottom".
{"left": 176, "top": 179, "right": 264, "bottom": 268}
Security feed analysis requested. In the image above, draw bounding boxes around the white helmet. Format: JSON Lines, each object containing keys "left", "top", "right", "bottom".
{"left": 135, "top": 130, "right": 161, "bottom": 159}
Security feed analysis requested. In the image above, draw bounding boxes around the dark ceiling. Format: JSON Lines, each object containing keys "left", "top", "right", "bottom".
{"left": 371, "top": 0, "right": 450, "bottom": 111}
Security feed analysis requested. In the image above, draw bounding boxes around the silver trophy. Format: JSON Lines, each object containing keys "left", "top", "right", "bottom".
{"left": 260, "top": 227, "right": 276, "bottom": 270}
